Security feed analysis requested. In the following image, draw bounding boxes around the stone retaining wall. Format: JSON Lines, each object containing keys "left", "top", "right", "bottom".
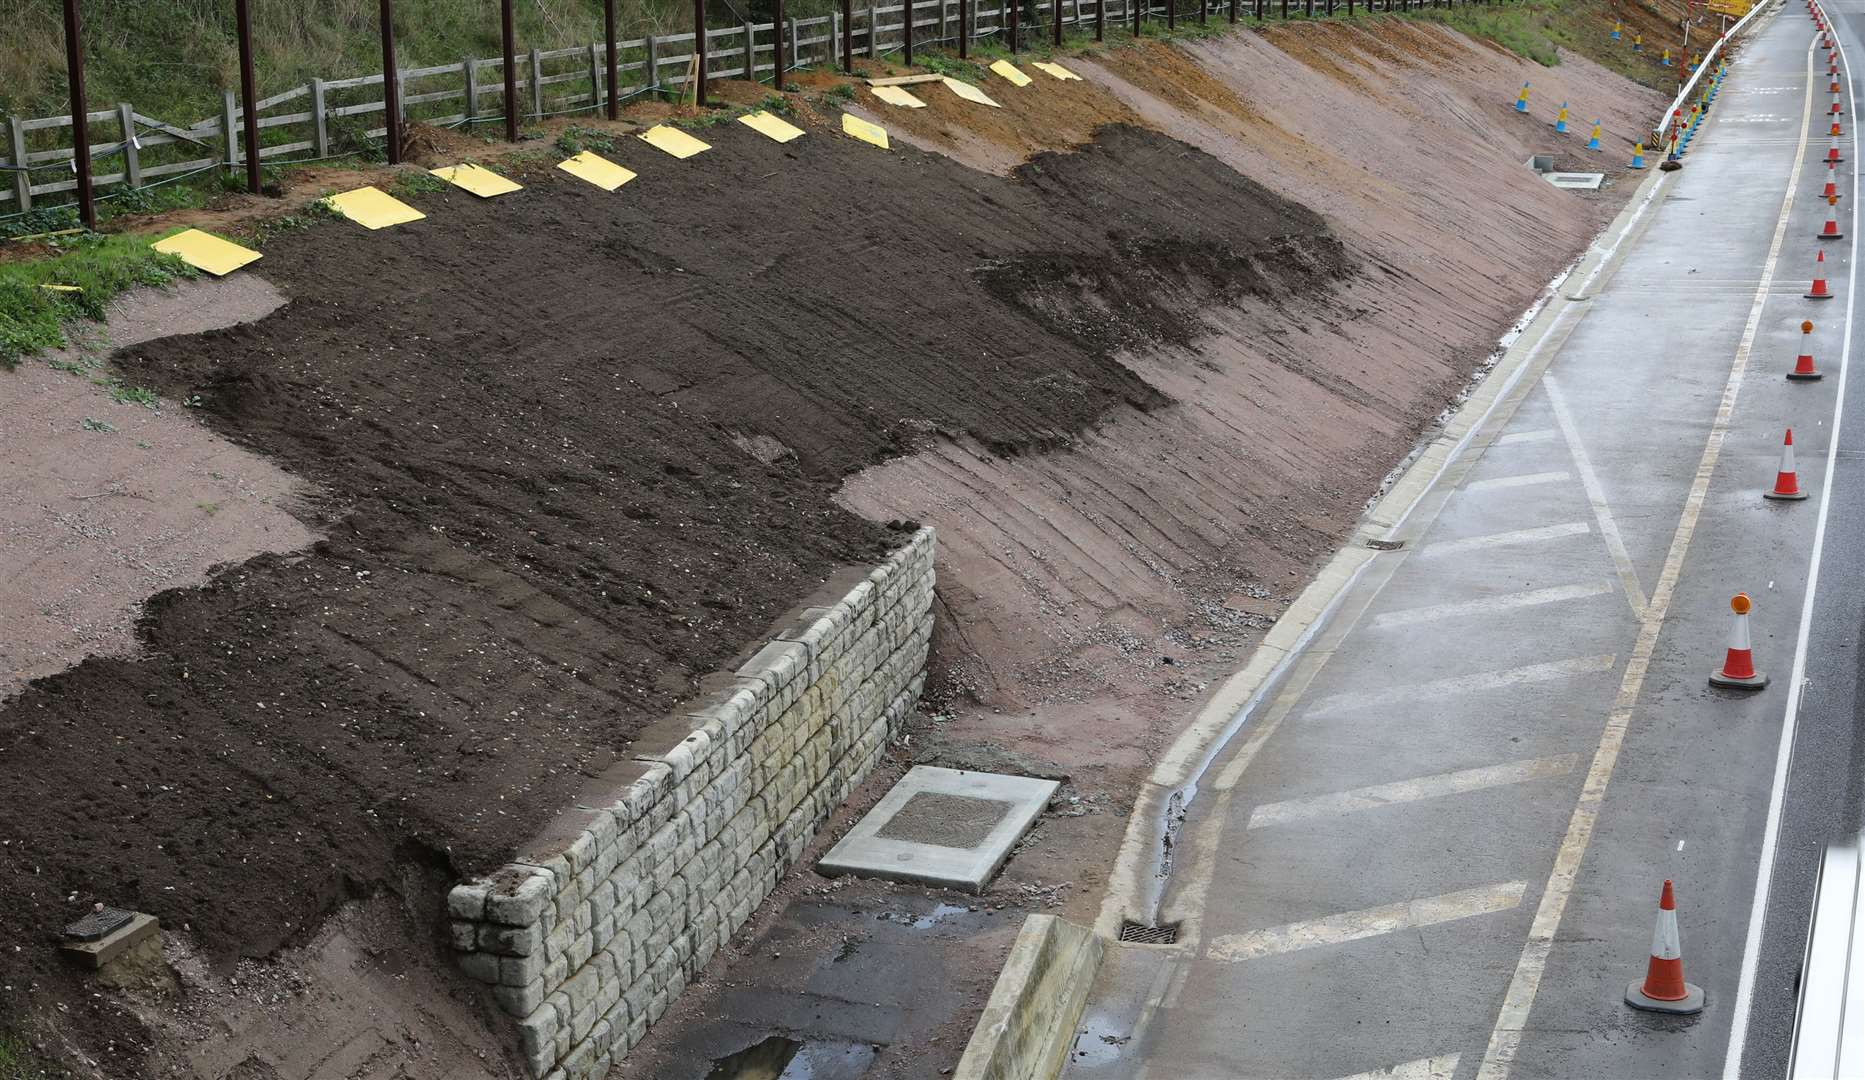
{"left": 445, "top": 527, "right": 936, "bottom": 1078}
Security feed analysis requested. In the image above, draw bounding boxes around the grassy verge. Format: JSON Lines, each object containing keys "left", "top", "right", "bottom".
{"left": 0, "top": 233, "right": 196, "bottom": 369}
{"left": 1401, "top": 0, "right": 1687, "bottom": 91}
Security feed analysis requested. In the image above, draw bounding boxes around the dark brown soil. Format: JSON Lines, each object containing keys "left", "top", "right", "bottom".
{"left": 0, "top": 119, "right": 1347, "bottom": 1067}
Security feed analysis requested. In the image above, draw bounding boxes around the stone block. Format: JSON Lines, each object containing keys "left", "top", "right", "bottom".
{"left": 459, "top": 950, "right": 501, "bottom": 984}
{"left": 486, "top": 867, "right": 556, "bottom": 927}
{"left": 448, "top": 882, "right": 491, "bottom": 922}
{"left": 502, "top": 952, "right": 546, "bottom": 988}
{"left": 481, "top": 922, "right": 543, "bottom": 957}
{"left": 448, "top": 920, "right": 479, "bottom": 951}
{"left": 494, "top": 976, "right": 547, "bottom": 1017}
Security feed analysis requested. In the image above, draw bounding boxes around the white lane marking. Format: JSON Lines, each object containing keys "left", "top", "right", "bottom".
{"left": 1207, "top": 882, "right": 1527, "bottom": 962}
{"left": 1421, "top": 522, "right": 1592, "bottom": 558}
{"left": 1247, "top": 755, "right": 1581, "bottom": 829}
{"left": 1464, "top": 470, "right": 1572, "bottom": 492}
{"left": 1371, "top": 581, "right": 1612, "bottom": 629}
{"left": 1481, "top": 29, "right": 1819, "bottom": 1080}
{"left": 1306, "top": 655, "right": 1617, "bottom": 717}
{"left": 1726, "top": 23, "right": 1859, "bottom": 1079}
{"left": 1545, "top": 375, "right": 1652, "bottom": 618}
{"left": 1494, "top": 429, "right": 1557, "bottom": 446}
{"left": 1329, "top": 1056, "right": 1462, "bottom": 1080}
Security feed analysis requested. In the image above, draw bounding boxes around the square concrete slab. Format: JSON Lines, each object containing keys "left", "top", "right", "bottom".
{"left": 818, "top": 766, "right": 1058, "bottom": 893}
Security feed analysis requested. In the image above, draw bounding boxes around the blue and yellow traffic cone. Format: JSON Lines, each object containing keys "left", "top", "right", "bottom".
{"left": 1587, "top": 122, "right": 1603, "bottom": 151}
{"left": 1514, "top": 82, "right": 1531, "bottom": 113}
{"left": 1633, "top": 34, "right": 1643, "bottom": 53}
{"left": 1611, "top": 21, "right": 1623, "bottom": 41}
{"left": 1661, "top": 48, "right": 1673, "bottom": 67}
{"left": 1630, "top": 142, "right": 1646, "bottom": 169}
{"left": 1555, "top": 102, "right": 1570, "bottom": 134}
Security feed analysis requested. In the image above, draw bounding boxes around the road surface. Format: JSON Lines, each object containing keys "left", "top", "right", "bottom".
{"left": 1066, "top": 5, "right": 1865, "bottom": 1078}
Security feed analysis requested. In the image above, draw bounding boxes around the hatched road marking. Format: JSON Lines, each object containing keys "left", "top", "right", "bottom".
{"left": 1494, "top": 429, "right": 1557, "bottom": 446}
{"left": 1421, "top": 522, "right": 1592, "bottom": 558}
{"left": 1546, "top": 375, "right": 1650, "bottom": 618}
{"left": 1328, "top": 1055, "right": 1462, "bottom": 1080}
{"left": 1463, "top": 470, "right": 1572, "bottom": 491}
{"left": 1371, "top": 582, "right": 1612, "bottom": 629}
{"left": 1207, "top": 882, "right": 1528, "bottom": 962}
{"left": 1247, "top": 755, "right": 1581, "bottom": 829}
{"left": 1478, "top": 30, "right": 1822, "bottom": 1080}
{"left": 1305, "top": 655, "right": 1617, "bottom": 718}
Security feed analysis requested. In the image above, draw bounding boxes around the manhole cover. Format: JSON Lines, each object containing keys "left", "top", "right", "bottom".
{"left": 63, "top": 906, "right": 134, "bottom": 942}
{"left": 875, "top": 791, "right": 1012, "bottom": 850}
{"left": 1118, "top": 920, "right": 1180, "bottom": 945}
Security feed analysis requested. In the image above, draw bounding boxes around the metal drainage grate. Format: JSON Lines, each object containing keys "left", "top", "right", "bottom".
{"left": 1365, "top": 537, "right": 1406, "bottom": 551}
{"left": 1118, "top": 920, "right": 1180, "bottom": 945}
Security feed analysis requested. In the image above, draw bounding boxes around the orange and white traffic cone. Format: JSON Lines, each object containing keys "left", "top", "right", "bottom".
{"left": 1833, "top": 119, "right": 1846, "bottom": 138}
{"left": 1822, "top": 160, "right": 1841, "bottom": 199}
{"left": 1828, "top": 136, "right": 1845, "bottom": 164}
{"left": 1833, "top": 94, "right": 1845, "bottom": 116}
{"left": 1790, "top": 320, "right": 1824, "bottom": 380}
{"left": 1819, "top": 195, "right": 1845, "bottom": 238}
{"left": 1710, "top": 593, "right": 1769, "bottom": 689}
{"left": 1808, "top": 250, "right": 1836, "bottom": 299}
{"left": 1765, "top": 428, "right": 1810, "bottom": 502}
{"left": 1625, "top": 880, "right": 1705, "bottom": 1014}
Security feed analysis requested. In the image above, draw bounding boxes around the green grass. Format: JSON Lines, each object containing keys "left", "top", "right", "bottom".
{"left": 1398, "top": 0, "right": 1679, "bottom": 90}
{"left": 0, "top": 232, "right": 196, "bottom": 369}
{"left": 0, "top": 1029, "right": 65, "bottom": 1080}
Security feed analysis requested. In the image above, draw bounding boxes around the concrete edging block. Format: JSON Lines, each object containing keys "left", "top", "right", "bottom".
{"left": 953, "top": 915, "right": 1105, "bottom": 1080}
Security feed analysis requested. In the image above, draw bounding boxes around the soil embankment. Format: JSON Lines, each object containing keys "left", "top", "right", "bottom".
{"left": 0, "top": 105, "right": 1345, "bottom": 1074}
{"left": 0, "top": 8, "right": 1675, "bottom": 1078}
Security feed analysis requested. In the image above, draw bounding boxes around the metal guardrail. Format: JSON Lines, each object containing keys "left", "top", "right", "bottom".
{"left": 1654, "top": 0, "right": 1774, "bottom": 147}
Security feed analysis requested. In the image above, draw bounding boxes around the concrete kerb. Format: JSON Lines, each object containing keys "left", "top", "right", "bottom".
{"left": 952, "top": 914, "right": 1105, "bottom": 1080}
{"left": 1091, "top": 116, "right": 1685, "bottom": 942}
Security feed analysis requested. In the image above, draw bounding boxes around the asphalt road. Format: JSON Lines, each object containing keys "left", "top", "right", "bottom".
{"left": 1733, "top": 2, "right": 1865, "bottom": 1073}
{"left": 1065, "top": 5, "right": 1865, "bottom": 1078}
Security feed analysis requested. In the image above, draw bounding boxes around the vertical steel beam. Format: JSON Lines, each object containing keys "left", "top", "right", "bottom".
{"left": 237, "top": 0, "right": 263, "bottom": 190}
{"left": 378, "top": 0, "right": 401, "bottom": 163}
{"left": 775, "top": 0, "right": 787, "bottom": 88}
{"left": 906, "top": 0, "right": 915, "bottom": 64}
{"left": 695, "top": 0, "right": 709, "bottom": 105}
{"left": 960, "top": 0, "right": 970, "bottom": 56}
{"left": 842, "top": 0, "right": 854, "bottom": 71}
{"left": 1010, "top": 0, "right": 1020, "bottom": 52}
{"left": 605, "top": 0, "right": 620, "bottom": 117}
{"left": 61, "top": 0, "right": 95, "bottom": 229}
{"left": 502, "top": 0, "right": 519, "bottom": 141}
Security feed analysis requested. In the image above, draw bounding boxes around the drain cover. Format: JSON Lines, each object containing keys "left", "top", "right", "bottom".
{"left": 818, "top": 766, "right": 1058, "bottom": 892}
{"left": 1118, "top": 920, "right": 1180, "bottom": 945}
{"left": 63, "top": 906, "right": 134, "bottom": 942}
{"left": 875, "top": 791, "right": 1012, "bottom": 849}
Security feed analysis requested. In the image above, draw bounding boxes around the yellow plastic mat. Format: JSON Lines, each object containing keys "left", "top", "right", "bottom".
{"left": 556, "top": 151, "right": 638, "bottom": 191}
{"left": 323, "top": 186, "right": 427, "bottom": 229}
{"left": 989, "top": 60, "right": 1034, "bottom": 87}
{"left": 151, "top": 229, "right": 262, "bottom": 277}
{"left": 38, "top": 283, "right": 82, "bottom": 293}
{"left": 871, "top": 85, "right": 927, "bottom": 108}
{"left": 738, "top": 110, "right": 807, "bottom": 142}
{"left": 639, "top": 125, "right": 712, "bottom": 158}
{"left": 1031, "top": 61, "right": 1082, "bottom": 81}
{"left": 841, "top": 113, "right": 891, "bottom": 149}
{"left": 429, "top": 163, "right": 523, "bottom": 197}
{"left": 942, "top": 77, "right": 1002, "bottom": 108}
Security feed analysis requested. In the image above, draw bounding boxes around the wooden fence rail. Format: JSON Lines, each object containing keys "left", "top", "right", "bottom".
{"left": 4, "top": 0, "right": 1491, "bottom": 211}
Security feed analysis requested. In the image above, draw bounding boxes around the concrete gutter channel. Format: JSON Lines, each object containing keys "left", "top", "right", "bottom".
{"left": 947, "top": 8, "right": 1779, "bottom": 1074}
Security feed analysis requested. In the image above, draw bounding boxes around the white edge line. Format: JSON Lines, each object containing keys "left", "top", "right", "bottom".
{"left": 1724, "top": 9, "right": 1858, "bottom": 1076}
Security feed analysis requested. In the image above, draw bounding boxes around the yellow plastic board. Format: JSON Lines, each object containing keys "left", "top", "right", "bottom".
{"left": 738, "top": 110, "right": 806, "bottom": 143}
{"left": 429, "top": 163, "right": 523, "bottom": 197}
{"left": 151, "top": 229, "right": 261, "bottom": 277}
{"left": 640, "top": 124, "right": 712, "bottom": 159}
{"left": 942, "top": 77, "right": 1002, "bottom": 108}
{"left": 841, "top": 113, "right": 891, "bottom": 150}
{"left": 38, "top": 283, "right": 82, "bottom": 293}
{"left": 323, "top": 186, "right": 427, "bottom": 229}
{"left": 1031, "top": 61, "right": 1082, "bottom": 81}
{"left": 871, "top": 85, "right": 927, "bottom": 109}
{"left": 556, "top": 151, "right": 637, "bottom": 191}
{"left": 990, "top": 60, "right": 1034, "bottom": 87}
